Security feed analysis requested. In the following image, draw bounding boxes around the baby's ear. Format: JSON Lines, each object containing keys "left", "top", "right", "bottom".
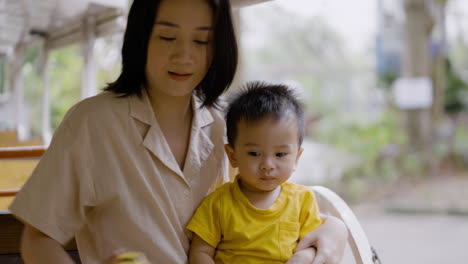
{"left": 224, "top": 144, "right": 239, "bottom": 168}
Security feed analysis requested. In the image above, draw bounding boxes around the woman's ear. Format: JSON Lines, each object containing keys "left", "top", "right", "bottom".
{"left": 224, "top": 144, "right": 239, "bottom": 168}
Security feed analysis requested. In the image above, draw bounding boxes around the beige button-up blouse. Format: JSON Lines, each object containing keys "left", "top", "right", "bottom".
{"left": 9, "top": 91, "right": 229, "bottom": 263}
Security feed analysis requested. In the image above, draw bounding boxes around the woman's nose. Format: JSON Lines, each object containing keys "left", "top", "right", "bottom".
{"left": 172, "top": 40, "right": 194, "bottom": 65}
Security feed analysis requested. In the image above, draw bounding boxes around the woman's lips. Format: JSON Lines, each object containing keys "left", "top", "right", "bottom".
{"left": 168, "top": 71, "right": 192, "bottom": 81}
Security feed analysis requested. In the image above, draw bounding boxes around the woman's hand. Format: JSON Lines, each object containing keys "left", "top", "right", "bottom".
{"left": 286, "top": 247, "right": 316, "bottom": 264}
{"left": 294, "top": 215, "right": 348, "bottom": 264}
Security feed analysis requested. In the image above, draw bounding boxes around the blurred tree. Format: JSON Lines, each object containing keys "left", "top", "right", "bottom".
{"left": 240, "top": 4, "right": 350, "bottom": 115}
{"left": 402, "top": 0, "right": 433, "bottom": 157}
{"left": 49, "top": 45, "right": 82, "bottom": 130}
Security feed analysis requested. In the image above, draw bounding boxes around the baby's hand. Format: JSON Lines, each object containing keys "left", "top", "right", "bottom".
{"left": 105, "top": 249, "right": 150, "bottom": 264}
{"left": 285, "top": 247, "right": 316, "bottom": 264}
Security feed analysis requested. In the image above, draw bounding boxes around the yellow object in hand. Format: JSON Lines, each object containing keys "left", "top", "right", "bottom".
{"left": 116, "top": 251, "right": 149, "bottom": 264}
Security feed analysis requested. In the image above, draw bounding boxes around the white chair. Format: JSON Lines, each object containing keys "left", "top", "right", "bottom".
{"left": 311, "top": 186, "right": 381, "bottom": 264}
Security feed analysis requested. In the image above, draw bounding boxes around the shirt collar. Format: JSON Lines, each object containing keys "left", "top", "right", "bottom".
{"left": 128, "top": 89, "right": 215, "bottom": 180}
{"left": 129, "top": 89, "right": 214, "bottom": 129}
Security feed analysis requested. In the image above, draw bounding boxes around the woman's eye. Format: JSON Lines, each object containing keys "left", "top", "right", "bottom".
{"left": 194, "top": 40, "right": 209, "bottom": 45}
{"left": 159, "top": 36, "right": 175, "bottom": 41}
{"left": 248, "top": 152, "right": 261, "bottom": 157}
{"left": 276, "top": 153, "right": 287, "bottom": 157}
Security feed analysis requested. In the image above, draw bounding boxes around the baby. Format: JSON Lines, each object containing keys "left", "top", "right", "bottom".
{"left": 187, "top": 81, "right": 322, "bottom": 263}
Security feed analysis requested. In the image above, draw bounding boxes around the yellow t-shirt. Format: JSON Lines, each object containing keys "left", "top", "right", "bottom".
{"left": 186, "top": 178, "right": 322, "bottom": 263}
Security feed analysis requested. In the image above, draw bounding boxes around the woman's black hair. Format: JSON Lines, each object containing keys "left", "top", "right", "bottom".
{"left": 225, "top": 81, "right": 305, "bottom": 147}
{"left": 104, "top": 0, "right": 238, "bottom": 108}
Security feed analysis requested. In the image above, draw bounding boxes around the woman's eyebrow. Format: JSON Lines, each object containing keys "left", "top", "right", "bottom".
{"left": 155, "top": 20, "right": 213, "bottom": 31}
{"left": 155, "top": 20, "right": 178, "bottom": 27}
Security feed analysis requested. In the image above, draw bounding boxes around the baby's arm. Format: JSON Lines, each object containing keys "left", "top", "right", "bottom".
{"left": 286, "top": 246, "right": 316, "bottom": 264}
{"left": 188, "top": 234, "right": 216, "bottom": 264}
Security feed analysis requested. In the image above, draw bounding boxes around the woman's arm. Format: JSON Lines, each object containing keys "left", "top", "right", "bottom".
{"left": 21, "top": 224, "right": 75, "bottom": 264}
{"left": 295, "top": 215, "right": 348, "bottom": 264}
{"left": 189, "top": 234, "right": 216, "bottom": 264}
{"left": 286, "top": 246, "right": 316, "bottom": 264}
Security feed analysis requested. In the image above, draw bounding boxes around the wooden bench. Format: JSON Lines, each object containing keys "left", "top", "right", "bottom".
{"left": 0, "top": 146, "right": 82, "bottom": 263}
{"left": 0, "top": 210, "right": 81, "bottom": 264}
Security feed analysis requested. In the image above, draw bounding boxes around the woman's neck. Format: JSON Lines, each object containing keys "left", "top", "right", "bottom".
{"left": 148, "top": 90, "right": 194, "bottom": 169}
{"left": 148, "top": 91, "right": 193, "bottom": 124}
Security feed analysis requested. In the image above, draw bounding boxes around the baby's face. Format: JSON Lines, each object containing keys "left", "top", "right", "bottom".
{"left": 225, "top": 117, "right": 303, "bottom": 193}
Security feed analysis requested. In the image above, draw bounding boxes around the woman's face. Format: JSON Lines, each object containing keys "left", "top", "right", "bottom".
{"left": 145, "top": 0, "right": 214, "bottom": 99}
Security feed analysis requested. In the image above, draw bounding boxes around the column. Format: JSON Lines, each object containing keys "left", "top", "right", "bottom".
{"left": 39, "top": 47, "right": 52, "bottom": 145}
{"left": 9, "top": 44, "right": 29, "bottom": 141}
{"left": 81, "top": 16, "right": 97, "bottom": 99}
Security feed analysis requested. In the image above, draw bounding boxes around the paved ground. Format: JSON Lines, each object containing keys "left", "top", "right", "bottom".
{"left": 340, "top": 174, "right": 468, "bottom": 264}
{"left": 348, "top": 208, "right": 468, "bottom": 264}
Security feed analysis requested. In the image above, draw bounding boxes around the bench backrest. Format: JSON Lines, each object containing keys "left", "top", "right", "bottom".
{"left": 0, "top": 210, "right": 80, "bottom": 263}
{"left": 311, "top": 186, "right": 378, "bottom": 264}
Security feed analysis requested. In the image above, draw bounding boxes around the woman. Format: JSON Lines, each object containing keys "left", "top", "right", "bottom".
{"left": 10, "top": 0, "right": 347, "bottom": 263}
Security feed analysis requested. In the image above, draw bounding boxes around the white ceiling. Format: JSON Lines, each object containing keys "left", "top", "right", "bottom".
{"left": 0, "top": 0, "right": 272, "bottom": 54}
{"left": 0, "top": 0, "right": 127, "bottom": 54}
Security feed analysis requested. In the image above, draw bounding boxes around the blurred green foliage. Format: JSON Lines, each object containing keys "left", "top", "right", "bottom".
{"left": 22, "top": 38, "right": 121, "bottom": 136}
{"left": 49, "top": 45, "right": 83, "bottom": 130}
{"left": 444, "top": 60, "right": 467, "bottom": 114}
{"left": 0, "top": 56, "right": 5, "bottom": 94}
{"left": 377, "top": 71, "right": 397, "bottom": 91}
{"left": 23, "top": 45, "right": 82, "bottom": 135}
{"left": 312, "top": 110, "right": 412, "bottom": 201}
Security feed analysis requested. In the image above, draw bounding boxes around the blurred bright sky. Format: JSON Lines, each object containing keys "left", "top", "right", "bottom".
{"left": 275, "top": 0, "right": 377, "bottom": 53}
{"left": 246, "top": 0, "right": 468, "bottom": 53}
{"left": 447, "top": 0, "right": 468, "bottom": 42}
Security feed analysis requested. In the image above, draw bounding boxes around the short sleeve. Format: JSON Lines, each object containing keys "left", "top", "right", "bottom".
{"left": 299, "top": 190, "right": 323, "bottom": 239}
{"left": 9, "top": 114, "right": 96, "bottom": 245}
{"left": 186, "top": 192, "right": 222, "bottom": 248}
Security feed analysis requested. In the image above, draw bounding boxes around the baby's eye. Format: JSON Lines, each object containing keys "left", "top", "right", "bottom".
{"left": 194, "top": 40, "right": 209, "bottom": 45}
{"left": 276, "top": 152, "right": 288, "bottom": 157}
{"left": 159, "top": 36, "right": 176, "bottom": 41}
{"left": 248, "top": 152, "right": 261, "bottom": 157}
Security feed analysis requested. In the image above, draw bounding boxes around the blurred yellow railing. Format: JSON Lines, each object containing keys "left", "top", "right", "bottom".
{"left": 0, "top": 189, "right": 19, "bottom": 197}
{"left": 0, "top": 146, "right": 45, "bottom": 209}
{"left": 0, "top": 146, "right": 45, "bottom": 160}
